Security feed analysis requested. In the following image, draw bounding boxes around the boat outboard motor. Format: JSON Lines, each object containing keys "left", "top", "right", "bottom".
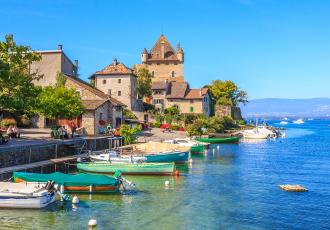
{"left": 44, "top": 180, "right": 55, "bottom": 191}
{"left": 114, "top": 170, "right": 136, "bottom": 191}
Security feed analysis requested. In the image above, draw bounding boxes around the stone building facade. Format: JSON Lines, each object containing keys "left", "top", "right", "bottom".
{"left": 30, "top": 45, "right": 78, "bottom": 87}
{"left": 135, "top": 34, "right": 184, "bottom": 83}
{"left": 90, "top": 59, "right": 140, "bottom": 111}
{"left": 151, "top": 81, "right": 211, "bottom": 117}
{"left": 30, "top": 45, "right": 124, "bottom": 135}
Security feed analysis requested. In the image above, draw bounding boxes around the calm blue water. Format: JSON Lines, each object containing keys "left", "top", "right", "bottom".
{"left": 0, "top": 120, "right": 330, "bottom": 229}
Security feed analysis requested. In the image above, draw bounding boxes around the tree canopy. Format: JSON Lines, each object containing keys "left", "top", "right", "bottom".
{"left": 38, "top": 73, "right": 84, "bottom": 119}
{"left": 209, "top": 80, "right": 248, "bottom": 106}
{"left": 134, "top": 67, "right": 152, "bottom": 99}
{"left": 0, "top": 34, "right": 43, "bottom": 114}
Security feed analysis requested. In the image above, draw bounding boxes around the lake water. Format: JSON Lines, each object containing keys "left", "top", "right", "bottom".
{"left": 1, "top": 120, "right": 330, "bottom": 229}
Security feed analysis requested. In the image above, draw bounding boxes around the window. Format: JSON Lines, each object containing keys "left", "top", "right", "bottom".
{"left": 190, "top": 106, "right": 194, "bottom": 112}
{"left": 153, "top": 90, "right": 163, "bottom": 95}
{"left": 103, "top": 79, "right": 106, "bottom": 84}
{"left": 108, "top": 89, "right": 111, "bottom": 96}
{"left": 153, "top": 99, "right": 164, "bottom": 105}
{"left": 152, "top": 71, "right": 154, "bottom": 77}
{"left": 118, "top": 91, "right": 121, "bottom": 96}
{"left": 171, "top": 71, "right": 175, "bottom": 78}
{"left": 118, "top": 79, "right": 121, "bottom": 84}
{"left": 190, "top": 99, "right": 194, "bottom": 104}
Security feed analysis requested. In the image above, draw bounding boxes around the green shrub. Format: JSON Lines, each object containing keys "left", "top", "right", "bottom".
{"left": 237, "top": 119, "right": 246, "bottom": 126}
{"left": 154, "top": 121, "right": 161, "bottom": 128}
{"left": 171, "top": 124, "right": 181, "bottom": 131}
{"left": 120, "top": 124, "right": 142, "bottom": 144}
{"left": 1, "top": 118, "right": 17, "bottom": 128}
{"left": 123, "top": 109, "right": 137, "bottom": 119}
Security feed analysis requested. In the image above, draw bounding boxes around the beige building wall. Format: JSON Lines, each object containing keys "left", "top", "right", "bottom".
{"left": 167, "top": 99, "right": 203, "bottom": 114}
{"left": 136, "top": 63, "right": 184, "bottom": 83}
{"left": 30, "top": 51, "right": 77, "bottom": 87}
{"left": 82, "top": 111, "right": 95, "bottom": 135}
{"left": 95, "top": 75, "right": 137, "bottom": 110}
{"left": 30, "top": 52, "right": 62, "bottom": 87}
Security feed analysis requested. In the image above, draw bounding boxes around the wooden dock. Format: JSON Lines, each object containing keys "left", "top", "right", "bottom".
{"left": 0, "top": 154, "right": 87, "bottom": 174}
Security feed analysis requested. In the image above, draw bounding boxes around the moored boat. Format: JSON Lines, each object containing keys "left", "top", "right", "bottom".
{"left": 165, "top": 138, "right": 207, "bottom": 153}
{"left": 124, "top": 142, "right": 191, "bottom": 163}
{"left": 0, "top": 182, "right": 56, "bottom": 208}
{"left": 77, "top": 162, "right": 176, "bottom": 175}
{"left": 13, "top": 172, "right": 121, "bottom": 193}
{"left": 195, "top": 136, "right": 239, "bottom": 144}
{"left": 293, "top": 119, "right": 304, "bottom": 124}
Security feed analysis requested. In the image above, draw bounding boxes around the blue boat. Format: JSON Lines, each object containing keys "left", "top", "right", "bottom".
{"left": 130, "top": 142, "right": 191, "bottom": 164}
{"left": 145, "top": 150, "right": 190, "bottom": 163}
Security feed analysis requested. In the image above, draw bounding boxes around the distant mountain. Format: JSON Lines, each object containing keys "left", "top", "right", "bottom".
{"left": 241, "top": 98, "right": 330, "bottom": 118}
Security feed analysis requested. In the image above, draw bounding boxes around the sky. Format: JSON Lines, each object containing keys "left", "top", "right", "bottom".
{"left": 1, "top": 0, "right": 330, "bottom": 99}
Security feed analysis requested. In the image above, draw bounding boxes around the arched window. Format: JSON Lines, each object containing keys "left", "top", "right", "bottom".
{"left": 171, "top": 71, "right": 175, "bottom": 78}
{"left": 152, "top": 71, "right": 154, "bottom": 77}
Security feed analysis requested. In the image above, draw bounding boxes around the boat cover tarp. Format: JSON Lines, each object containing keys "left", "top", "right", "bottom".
{"left": 13, "top": 172, "right": 119, "bottom": 186}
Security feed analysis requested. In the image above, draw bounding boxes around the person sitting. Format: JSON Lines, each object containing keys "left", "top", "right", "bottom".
{"left": 6, "top": 126, "right": 14, "bottom": 138}
{"left": 0, "top": 132, "right": 8, "bottom": 144}
{"left": 69, "top": 121, "right": 77, "bottom": 138}
{"left": 58, "top": 126, "right": 69, "bottom": 139}
{"left": 12, "top": 125, "right": 20, "bottom": 138}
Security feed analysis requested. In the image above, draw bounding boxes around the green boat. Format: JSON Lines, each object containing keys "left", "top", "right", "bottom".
{"left": 13, "top": 171, "right": 120, "bottom": 193}
{"left": 191, "top": 145, "right": 205, "bottom": 153}
{"left": 195, "top": 136, "right": 239, "bottom": 144}
{"left": 77, "top": 162, "right": 176, "bottom": 175}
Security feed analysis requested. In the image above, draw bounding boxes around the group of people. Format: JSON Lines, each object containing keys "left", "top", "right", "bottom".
{"left": 58, "top": 122, "right": 77, "bottom": 139}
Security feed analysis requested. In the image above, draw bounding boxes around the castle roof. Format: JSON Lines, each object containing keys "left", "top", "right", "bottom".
{"left": 94, "top": 59, "right": 135, "bottom": 76}
{"left": 151, "top": 81, "right": 169, "bottom": 90}
{"left": 147, "top": 34, "right": 179, "bottom": 62}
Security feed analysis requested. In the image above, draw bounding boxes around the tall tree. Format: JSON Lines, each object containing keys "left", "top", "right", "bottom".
{"left": 209, "top": 80, "right": 248, "bottom": 106}
{"left": 0, "top": 34, "right": 43, "bottom": 114}
{"left": 134, "top": 67, "right": 152, "bottom": 99}
{"left": 38, "top": 73, "right": 84, "bottom": 119}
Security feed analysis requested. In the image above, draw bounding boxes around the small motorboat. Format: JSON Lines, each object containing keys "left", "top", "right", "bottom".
{"left": 13, "top": 172, "right": 128, "bottom": 193}
{"left": 164, "top": 138, "right": 207, "bottom": 153}
{"left": 279, "top": 121, "right": 288, "bottom": 125}
{"left": 242, "top": 129, "right": 269, "bottom": 139}
{"left": 77, "top": 162, "right": 176, "bottom": 175}
{"left": 89, "top": 150, "right": 147, "bottom": 163}
{"left": 195, "top": 136, "right": 239, "bottom": 144}
{"left": 293, "top": 119, "right": 304, "bottom": 124}
{"left": 0, "top": 181, "right": 56, "bottom": 209}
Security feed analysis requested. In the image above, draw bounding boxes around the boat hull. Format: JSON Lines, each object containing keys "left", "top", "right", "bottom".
{"left": 196, "top": 137, "right": 239, "bottom": 144}
{"left": 77, "top": 162, "right": 176, "bottom": 175}
{"left": 145, "top": 151, "right": 190, "bottom": 163}
{"left": 13, "top": 172, "right": 121, "bottom": 193}
{"left": 191, "top": 145, "right": 205, "bottom": 153}
{"left": 0, "top": 192, "right": 56, "bottom": 209}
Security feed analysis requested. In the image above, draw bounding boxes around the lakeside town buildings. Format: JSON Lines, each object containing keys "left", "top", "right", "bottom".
{"left": 29, "top": 34, "right": 212, "bottom": 135}
{"left": 29, "top": 45, "right": 124, "bottom": 135}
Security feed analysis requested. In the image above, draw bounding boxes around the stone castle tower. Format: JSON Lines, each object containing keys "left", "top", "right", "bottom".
{"left": 138, "top": 34, "right": 184, "bottom": 83}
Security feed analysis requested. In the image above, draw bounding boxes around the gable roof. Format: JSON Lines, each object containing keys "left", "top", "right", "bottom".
{"left": 82, "top": 100, "right": 108, "bottom": 110}
{"left": 65, "top": 75, "right": 126, "bottom": 107}
{"left": 94, "top": 59, "right": 135, "bottom": 76}
{"left": 151, "top": 81, "right": 169, "bottom": 90}
{"left": 147, "top": 35, "right": 179, "bottom": 62}
{"left": 166, "top": 82, "right": 189, "bottom": 99}
{"left": 185, "top": 88, "right": 209, "bottom": 99}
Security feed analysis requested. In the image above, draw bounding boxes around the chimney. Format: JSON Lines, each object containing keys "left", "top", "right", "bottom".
{"left": 57, "top": 44, "right": 63, "bottom": 50}
{"left": 112, "top": 58, "right": 118, "bottom": 65}
{"left": 73, "top": 60, "right": 78, "bottom": 77}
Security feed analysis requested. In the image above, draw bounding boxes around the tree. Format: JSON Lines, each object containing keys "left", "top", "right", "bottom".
{"left": 134, "top": 67, "right": 152, "bottom": 99}
{"left": 0, "top": 34, "right": 43, "bottom": 114}
{"left": 120, "top": 124, "right": 142, "bottom": 144}
{"left": 164, "top": 106, "right": 181, "bottom": 124}
{"left": 209, "top": 80, "right": 248, "bottom": 106}
{"left": 38, "top": 73, "right": 84, "bottom": 119}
